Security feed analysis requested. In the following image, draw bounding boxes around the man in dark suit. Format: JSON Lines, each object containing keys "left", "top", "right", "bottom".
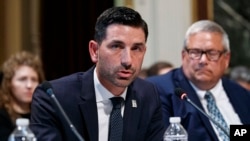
{"left": 147, "top": 20, "right": 250, "bottom": 141}
{"left": 30, "top": 7, "right": 165, "bottom": 141}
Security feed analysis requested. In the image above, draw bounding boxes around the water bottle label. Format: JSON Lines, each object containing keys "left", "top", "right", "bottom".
{"left": 10, "top": 136, "right": 36, "bottom": 141}
{"left": 164, "top": 135, "right": 188, "bottom": 141}
{"left": 14, "top": 136, "right": 28, "bottom": 141}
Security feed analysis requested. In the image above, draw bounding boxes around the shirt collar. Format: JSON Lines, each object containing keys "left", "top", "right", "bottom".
{"left": 94, "top": 67, "right": 127, "bottom": 103}
{"left": 189, "top": 79, "right": 223, "bottom": 99}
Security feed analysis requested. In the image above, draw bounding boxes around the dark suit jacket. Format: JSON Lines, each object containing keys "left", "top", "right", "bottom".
{"left": 0, "top": 108, "right": 30, "bottom": 141}
{"left": 30, "top": 67, "right": 165, "bottom": 141}
{"left": 0, "top": 108, "right": 14, "bottom": 141}
{"left": 146, "top": 67, "right": 250, "bottom": 141}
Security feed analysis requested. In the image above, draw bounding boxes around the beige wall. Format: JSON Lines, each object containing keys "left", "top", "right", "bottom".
{"left": 133, "top": 0, "right": 192, "bottom": 68}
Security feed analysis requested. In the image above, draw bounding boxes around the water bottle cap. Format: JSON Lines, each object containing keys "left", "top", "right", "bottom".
{"left": 16, "top": 118, "right": 29, "bottom": 126}
{"left": 169, "top": 117, "right": 181, "bottom": 123}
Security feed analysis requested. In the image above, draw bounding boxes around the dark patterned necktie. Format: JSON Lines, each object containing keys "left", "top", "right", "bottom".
{"left": 109, "top": 97, "right": 124, "bottom": 141}
{"left": 205, "top": 91, "right": 229, "bottom": 141}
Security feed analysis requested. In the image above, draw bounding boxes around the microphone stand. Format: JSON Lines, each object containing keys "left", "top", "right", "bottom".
{"left": 185, "top": 97, "right": 230, "bottom": 137}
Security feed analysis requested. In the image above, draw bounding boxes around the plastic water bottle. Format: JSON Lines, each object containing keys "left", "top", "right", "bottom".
{"left": 8, "top": 118, "right": 36, "bottom": 141}
{"left": 163, "top": 117, "right": 188, "bottom": 141}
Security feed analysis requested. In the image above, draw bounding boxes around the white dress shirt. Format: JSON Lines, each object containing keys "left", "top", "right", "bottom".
{"left": 93, "top": 68, "right": 127, "bottom": 141}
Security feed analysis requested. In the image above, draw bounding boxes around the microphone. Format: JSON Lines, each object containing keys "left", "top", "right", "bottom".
{"left": 41, "top": 81, "right": 85, "bottom": 141}
{"left": 174, "top": 88, "right": 229, "bottom": 137}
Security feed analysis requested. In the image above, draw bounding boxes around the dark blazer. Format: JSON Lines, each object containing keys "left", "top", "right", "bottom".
{"left": 30, "top": 67, "right": 165, "bottom": 141}
{"left": 146, "top": 67, "right": 250, "bottom": 141}
{"left": 0, "top": 107, "right": 30, "bottom": 141}
{"left": 0, "top": 108, "right": 14, "bottom": 141}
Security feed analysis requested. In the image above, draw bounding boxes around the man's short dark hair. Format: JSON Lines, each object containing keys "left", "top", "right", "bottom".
{"left": 94, "top": 6, "right": 148, "bottom": 44}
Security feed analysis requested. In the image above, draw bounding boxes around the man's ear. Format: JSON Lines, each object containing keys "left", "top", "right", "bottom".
{"left": 181, "top": 49, "right": 186, "bottom": 60}
{"left": 89, "top": 40, "right": 99, "bottom": 63}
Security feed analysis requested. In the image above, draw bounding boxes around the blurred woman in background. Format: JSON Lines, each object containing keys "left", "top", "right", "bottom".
{"left": 147, "top": 61, "right": 174, "bottom": 77}
{"left": 0, "top": 51, "right": 45, "bottom": 141}
{"left": 230, "top": 65, "right": 250, "bottom": 91}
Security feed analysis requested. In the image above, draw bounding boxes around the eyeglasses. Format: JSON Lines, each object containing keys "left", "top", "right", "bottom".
{"left": 185, "top": 48, "right": 227, "bottom": 61}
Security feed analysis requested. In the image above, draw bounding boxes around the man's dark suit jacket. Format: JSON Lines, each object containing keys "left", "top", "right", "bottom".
{"left": 146, "top": 67, "right": 250, "bottom": 141}
{"left": 30, "top": 67, "right": 165, "bottom": 141}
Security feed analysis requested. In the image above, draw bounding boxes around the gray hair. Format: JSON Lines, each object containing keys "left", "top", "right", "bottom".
{"left": 184, "top": 20, "right": 230, "bottom": 52}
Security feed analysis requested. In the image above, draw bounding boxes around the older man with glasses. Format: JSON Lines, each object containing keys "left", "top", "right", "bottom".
{"left": 146, "top": 20, "right": 250, "bottom": 141}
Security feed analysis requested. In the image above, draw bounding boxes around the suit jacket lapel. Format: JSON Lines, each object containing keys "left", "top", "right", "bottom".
{"left": 123, "top": 85, "right": 141, "bottom": 141}
{"left": 79, "top": 99, "right": 98, "bottom": 141}
{"left": 222, "top": 78, "right": 250, "bottom": 124}
{"left": 78, "top": 67, "right": 99, "bottom": 141}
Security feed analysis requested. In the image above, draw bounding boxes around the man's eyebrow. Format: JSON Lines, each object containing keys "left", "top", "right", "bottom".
{"left": 110, "top": 40, "right": 124, "bottom": 44}
{"left": 133, "top": 43, "right": 145, "bottom": 46}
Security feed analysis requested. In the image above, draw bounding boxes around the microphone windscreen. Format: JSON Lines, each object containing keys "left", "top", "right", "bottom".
{"left": 41, "top": 81, "right": 52, "bottom": 91}
{"left": 174, "top": 87, "right": 185, "bottom": 98}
